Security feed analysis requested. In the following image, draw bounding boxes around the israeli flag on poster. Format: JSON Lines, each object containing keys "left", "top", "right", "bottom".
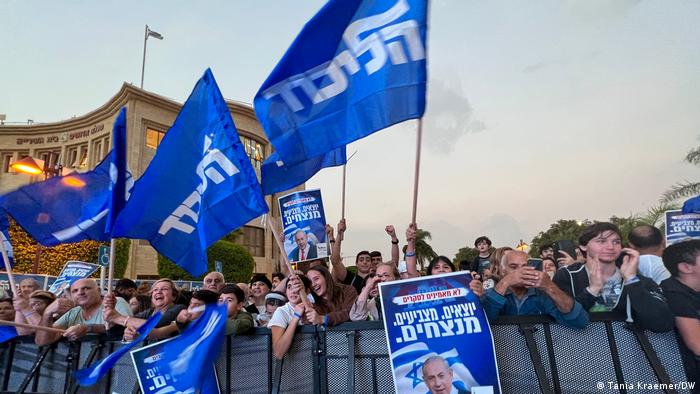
{"left": 130, "top": 304, "right": 227, "bottom": 394}
{"left": 0, "top": 107, "right": 131, "bottom": 246}
{"left": 261, "top": 147, "right": 346, "bottom": 195}
{"left": 112, "top": 69, "right": 268, "bottom": 277}
{"left": 0, "top": 212, "right": 14, "bottom": 268}
{"left": 379, "top": 272, "right": 502, "bottom": 394}
{"left": 254, "top": 0, "right": 427, "bottom": 166}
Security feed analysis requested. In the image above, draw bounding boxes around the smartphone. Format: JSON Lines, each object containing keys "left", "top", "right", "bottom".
{"left": 553, "top": 240, "right": 577, "bottom": 261}
{"left": 527, "top": 259, "right": 543, "bottom": 271}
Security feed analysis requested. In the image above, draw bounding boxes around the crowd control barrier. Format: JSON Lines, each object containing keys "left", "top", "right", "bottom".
{"left": 0, "top": 314, "right": 695, "bottom": 394}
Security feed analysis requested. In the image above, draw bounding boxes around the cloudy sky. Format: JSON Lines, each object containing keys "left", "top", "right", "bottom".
{"left": 1, "top": 1, "right": 698, "bottom": 261}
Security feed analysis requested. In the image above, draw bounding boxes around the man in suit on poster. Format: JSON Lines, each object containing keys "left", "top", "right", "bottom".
{"left": 288, "top": 230, "right": 317, "bottom": 262}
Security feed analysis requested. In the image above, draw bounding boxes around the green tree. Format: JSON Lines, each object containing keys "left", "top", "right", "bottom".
{"left": 453, "top": 246, "right": 479, "bottom": 268}
{"left": 662, "top": 146, "right": 700, "bottom": 203}
{"left": 608, "top": 215, "right": 647, "bottom": 245}
{"left": 158, "top": 240, "right": 254, "bottom": 283}
{"left": 528, "top": 219, "right": 591, "bottom": 258}
{"left": 414, "top": 228, "right": 437, "bottom": 271}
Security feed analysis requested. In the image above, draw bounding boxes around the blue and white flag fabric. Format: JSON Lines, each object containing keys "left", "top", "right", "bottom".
{"left": 130, "top": 304, "right": 227, "bottom": 394}
{"left": 682, "top": 195, "right": 700, "bottom": 214}
{"left": 112, "top": 69, "right": 268, "bottom": 277}
{"left": 0, "top": 325, "right": 17, "bottom": 344}
{"left": 75, "top": 311, "right": 162, "bottom": 387}
{"left": 665, "top": 210, "right": 700, "bottom": 246}
{"left": 0, "top": 108, "right": 131, "bottom": 246}
{"left": 379, "top": 272, "right": 502, "bottom": 394}
{"left": 261, "top": 147, "right": 346, "bottom": 195}
{"left": 254, "top": 0, "right": 427, "bottom": 166}
{"left": 0, "top": 211, "right": 14, "bottom": 268}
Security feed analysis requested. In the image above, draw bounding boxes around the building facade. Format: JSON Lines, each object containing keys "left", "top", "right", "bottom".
{"left": 0, "top": 83, "right": 295, "bottom": 278}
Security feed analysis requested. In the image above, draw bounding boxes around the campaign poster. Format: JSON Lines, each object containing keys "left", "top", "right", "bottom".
{"left": 48, "top": 261, "right": 100, "bottom": 295}
{"left": 130, "top": 337, "right": 220, "bottom": 394}
{"left": 665, "top": 210, "right": 700, "bottom": 246}
{"left": 278, "top": 189, "right": 328, "bottom": 263}
{"left": 380, "top": 272, "right": 501, "bottom": 394}
{"left": 0, "top": 273, "right": 49, "bottom": 297}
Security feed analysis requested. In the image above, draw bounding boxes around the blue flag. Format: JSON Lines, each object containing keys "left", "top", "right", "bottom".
{"left": 136, "top": 304, "right": 226, "bottom": 393}
{"left": 0, "top": 211, "right": 14, "bottom": 268}
{"left": 112, "top": 69, "right": 268, "bottom": 277}
{"left": 0, "top": 108, "right": 130, "bottom": 246}
{"left": 261, "top": 147, "right": 346, "bottom": 195}
{"left": 74, "top": 311, "right": 162, "bottom": 387}
{"left": 254, "top": 0, "right": 427, "bottom": 166}
{"left": 0, "top": 325, "right": 17, "bottom": 344}
{"left": 682, "top": 195, "right": 700, "bottom": 214}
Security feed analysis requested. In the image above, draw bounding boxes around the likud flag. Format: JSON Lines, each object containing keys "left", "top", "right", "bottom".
{"left": 74, "top": 311, "right": 162, "bottom": 387}
{"left": 0, "top": 211, "right": 14, "bottom": 268}
{"left": 682, "top": 195, "right": 700, "bottom": 214}
{"left": 112, "top": 69, "right": 268, "bottom": 276}
{"left": 0, "top": 325, "right": 18, "bottom": 344}
{"left": 0, "top": 108, "right": 131, "bottom": 246}
{"left": 132, "top": 304, "right": 227, "bottom": 393}
{"left": 261, "top": 147, "right": 346, "bottom": 195}
{"left": 254, "top": 0, "right": 427, "bottom": 166}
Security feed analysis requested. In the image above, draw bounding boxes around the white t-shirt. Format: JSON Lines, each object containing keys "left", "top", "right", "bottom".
{"left": 267, "top": 303, "right": 302, "bottom": 329}
{"left": 638, "top": 254, "right": 671, "bottom": 284}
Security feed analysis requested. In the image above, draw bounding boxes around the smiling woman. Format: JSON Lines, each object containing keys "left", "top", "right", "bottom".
{"left": 104, "top": 278, "right": 186, "bottom": 341}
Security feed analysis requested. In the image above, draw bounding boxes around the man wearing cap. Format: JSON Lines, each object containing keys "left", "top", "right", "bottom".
{"left": 257, "top": 291, "right": 287, "bottom": 326}
{"left": 245, "top": 274, "right": 272, "bottom": 316}
{"left": 203, "top": 271, "right": 225, "bottom": 293}
{"left": 114, "top": 278, "right": 137, "bottom": 301}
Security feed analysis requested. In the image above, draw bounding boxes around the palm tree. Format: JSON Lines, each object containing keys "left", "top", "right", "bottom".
{"left": 662, "top": 146, "right": 700, "bottom": 203}
{"left": 414, "top": 228, "right": 437, "bottom": 271}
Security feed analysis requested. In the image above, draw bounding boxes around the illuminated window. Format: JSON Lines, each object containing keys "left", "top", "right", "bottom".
{"left": 239, "top": 135, "right": 265, "bottom": 171}
{"left": 146, "top": 128, "right": 165, "bottom": 149}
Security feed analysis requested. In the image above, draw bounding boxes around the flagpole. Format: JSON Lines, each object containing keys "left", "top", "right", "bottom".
{"left": 266, "top": 220, "right": 313, "bottom": 309}
{"left": 411, "top": 119, "right": 423, "bottom": 224}
{"left": 0, "top": 319, "right": 66, "bottom": 334}
{"left": 107, "top": 238, "right": 116, "bottom": 294}
{"left": 341, "top": 164, "right": 347, "bottom": 219}
{"left": 0, "top": 239, "right": 16, "bottom": 296}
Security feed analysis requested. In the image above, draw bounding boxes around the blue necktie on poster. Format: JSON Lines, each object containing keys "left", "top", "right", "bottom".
{"left": 254, "top": 0, "right": 427, "bottom": 166}
{"left": 261, "top": 147, "right": 346, "bottom": 195}
{"left": 74, "top": 311, "right": 162, "bottom": 387}
{"left": 0, "top": 211, "right": 14, "bottom": 267}
{"left": 0, "top": 108, "right": 130, "bottom": 246}
{"left": 112, "top": 69, "right": 268, "bottom": 277}
{"left": 131, "top": 304, "right": 227, "bottom": 393}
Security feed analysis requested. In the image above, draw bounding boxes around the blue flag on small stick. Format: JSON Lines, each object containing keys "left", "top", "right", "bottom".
{"left": 261, "top": 147, "right": 346, "bottom": 195}
{"left": 112, "top": 69, "right": 268, "bottom": 276}
{"left": 0, "top": 108, "right": 130, "bottom": 246}
{"left": 74, "top": 311, "right": 162, "bottom": 387}
{"left": 255, "top": 0, "right": 428, "bottom": 166}
{"left": 0, "top": 325, "right": 17, "bottom": 344}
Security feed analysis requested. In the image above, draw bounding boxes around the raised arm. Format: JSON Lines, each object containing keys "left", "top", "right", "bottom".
{"left": 386, "top": 225, "right": 400, "bottom": 265}
{"left": 403, "top": 223, "right": 420, "bottom": 278}
{"left": 330, "top": 219, "right": 348, "bottom": 282}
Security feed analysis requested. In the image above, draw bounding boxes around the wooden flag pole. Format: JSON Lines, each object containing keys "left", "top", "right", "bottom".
{"left": 0, "top": 237, "right": 16, "bottom": 295}
{"left": 341, "top": 164, "right": 347, "bottom": 220}
{"left": 107, "top": 238, "right": 116, "bottom": 294}
{"left": 411, "top": 118, "right": 423, "bottom": 224}
{"left": 0, "top": 319, "right": 67, "bottom": 334}
{"left": 266, "top": 219, "right": 312, "bottom": 310}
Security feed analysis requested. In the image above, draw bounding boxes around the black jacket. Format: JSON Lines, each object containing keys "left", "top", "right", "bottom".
{"left": 552, "top": 262, "right": 674, "bottom": 333}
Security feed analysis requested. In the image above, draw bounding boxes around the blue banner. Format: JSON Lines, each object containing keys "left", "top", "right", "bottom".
{"left": 261, "top": 147, "right": 346, "bottom": 195}
{"left": 47, "top": 261, "right": 100, "bottom": 296}
{"left": 0, "top": 212, "right": 13, "bottom": 268}
{"left": 254, "top": 0, "right": 427, "bottom": 166}
{"left": 0, "top": 108, "right": 130, "bottom": 246}
{"left": 278, "top": 189, "right": 328, "bottom": 263}
{"left": 665, "top": 209, "right": 700, "bottom": 246}
{"left": 75, "top": 311, "right": 162, "bottom": 387}
{"left": 379, "top": 272, "right": 501, "bottom": 394}
{"left": 112, "top": 69, "right": 268, "bottom": 276}
{"left": 0, "top": 325, "right": 17, "bottom": 344}
{"left": 130, "top": 304, "right": 226, "bottom": 393}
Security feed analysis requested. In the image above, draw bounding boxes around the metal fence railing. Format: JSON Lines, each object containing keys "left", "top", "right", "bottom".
{"left": 0, "top": 314, "right": 695, "bottom": 394}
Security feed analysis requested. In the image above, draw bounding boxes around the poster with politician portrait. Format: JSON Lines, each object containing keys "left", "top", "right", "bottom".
{"left": 278, "top": 189, "right": 328, "bottom": 263}
{"left": 380, "top": 272, "right": 501, "bottom": 394}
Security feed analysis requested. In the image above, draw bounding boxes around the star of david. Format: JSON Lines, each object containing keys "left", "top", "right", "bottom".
{"left": 405, "top": 361, "right": 424, "bottom": 388}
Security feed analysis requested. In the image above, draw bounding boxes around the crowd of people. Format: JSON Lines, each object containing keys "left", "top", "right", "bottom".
{"left": 0, "top": 220, "right": 697, "bottom": 385}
